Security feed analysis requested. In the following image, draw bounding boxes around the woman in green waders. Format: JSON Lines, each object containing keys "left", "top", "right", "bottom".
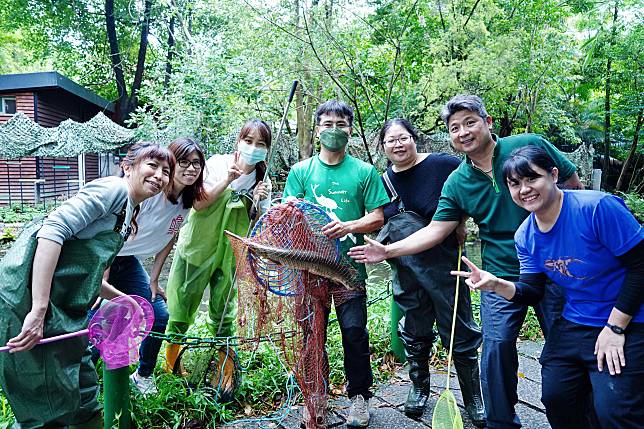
{"left": 0, "top": 142, "right": 174, "bottom": 429}
{"left": 164, "top": 119, "right": 272, "bottom": 400}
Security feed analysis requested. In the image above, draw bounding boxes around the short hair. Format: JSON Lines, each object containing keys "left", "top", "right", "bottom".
{"left": 502, "top": 146, "right": 557, "bottom": 185}
{"left": 121, "top": 141, "right": 176, "bottom": 180}
{"left": 378, "top": 118, "right": 419, "bottom": 145}
{"left": 315, "top": 100, "right": 354, "bottom": 126}
{"left": 440, "top": 94, "right": 489, "bottom": 125}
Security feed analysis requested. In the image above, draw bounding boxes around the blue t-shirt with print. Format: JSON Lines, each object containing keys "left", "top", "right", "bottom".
{"left": 515, "top": 190, "right": 644, "bottom": 327}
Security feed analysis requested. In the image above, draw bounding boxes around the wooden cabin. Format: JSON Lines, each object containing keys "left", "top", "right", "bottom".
{"left": 0, "top": 71, "right": 115, "bottom": 206}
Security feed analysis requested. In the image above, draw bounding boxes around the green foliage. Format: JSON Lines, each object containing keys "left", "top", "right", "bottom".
{"left": 0, "top": 227, "right": 16, "bottom": 244}
{"left": 0, "top": 392, "right": 14, "bottom": 428}
{"left": 620, "top": 192, "right": 644, "bottom": 222}
{"left": 130, "top": 374, "right": 234, "bottom": 428}
{"left": 0, "top": 204, "right": 50, "bottom": 223}
{"left": 2, "top": 0, "right": 641, "bottom": 183}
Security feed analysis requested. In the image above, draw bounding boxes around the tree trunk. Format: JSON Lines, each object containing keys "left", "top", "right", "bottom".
{"left": 127, "top": 0, "right": 153, "bottom": 116}
{"left": 499, "top": 110, "right": 513, "bottom": 137}
{"left": 602, "top": 0, "right": 619, "bottom": 188}
{"left": 295, "top": 82, "right": 315, "bottom": 160}
{"left": 616, "top": 107, "right": 643, "bottom": 191}
{"left": 105, "top": 0, "right": 128, "bottom": 124}
{"left": 164, "top": 15, "right": 176, "bottom": 90}
{"left": 602, "top": 56, "right": 612, "bottom": 188}
{"left": 104, "top": 0, "right": 152, "bottom": 124}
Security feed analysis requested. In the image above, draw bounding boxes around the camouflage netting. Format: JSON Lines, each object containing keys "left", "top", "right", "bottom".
{"left": 0, "top": 112, "right": 136, "bottom": 158}
{"left": 227, "top": 200, "right": 364, "bottom": 429}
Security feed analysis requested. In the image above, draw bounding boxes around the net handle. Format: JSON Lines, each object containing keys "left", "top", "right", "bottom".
{"left": 0, "top": 329, "right": 89, "bottom": 353}
{"left": 445, "top": 245, "right": 462, "bottom": 391}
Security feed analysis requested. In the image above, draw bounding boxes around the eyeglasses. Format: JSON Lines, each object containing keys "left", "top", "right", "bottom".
{"left": 177, "top": 159, "right": 203, "bottom": 169}
{"left": 383, "top": 135, "right": 413, "bottom": 147}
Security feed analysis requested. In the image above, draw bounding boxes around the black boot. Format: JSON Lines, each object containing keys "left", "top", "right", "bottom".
{"left": 454, "top": 354, "right": 486, "bottom": 428}
{"left": 405, "top": 359, "right": 431, "bottom": 417}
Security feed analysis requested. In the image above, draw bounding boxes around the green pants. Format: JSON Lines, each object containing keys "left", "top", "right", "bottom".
{"left": 0, "top": 222, "right": 122, "bottom": 428}
{"left": 166, "top": 189, "right": 250, "bottom": 337}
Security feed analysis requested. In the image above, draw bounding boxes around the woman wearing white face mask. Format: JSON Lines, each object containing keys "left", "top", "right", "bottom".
{"left": 164, "top": 119, "right": 272, "bottom": 400}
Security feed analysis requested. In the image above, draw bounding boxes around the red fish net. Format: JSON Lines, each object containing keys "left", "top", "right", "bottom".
{"left": 227, "top": 200, "right": 364, "bottom": 428}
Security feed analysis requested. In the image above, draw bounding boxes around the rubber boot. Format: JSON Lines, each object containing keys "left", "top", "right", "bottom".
{"left": 398, "top": 325, "right": 432, "bottom": 418}
{"left": 405, "top": 359, "right": 431, "bottom": 418}
{"left": 211, "top": 347, "right": 238, "bottom": 402}
{"left": 164, "top": 343, "right": 183, "bottom": 374}
{"left": 454, "top": 353, "right": 486, "bottom": 428}
{"left": 69, "top": 412, "right": 103, "bottom": 429}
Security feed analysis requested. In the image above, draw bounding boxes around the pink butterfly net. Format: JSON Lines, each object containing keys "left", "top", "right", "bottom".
{"left": 88, "top": 295, "right": 154, "bottom": 370}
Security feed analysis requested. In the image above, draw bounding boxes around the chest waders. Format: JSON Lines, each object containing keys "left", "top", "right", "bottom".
{"left": 164, "top": 189, "right": 250, "bottom": 386}
{"left": 377, "top": 180, "right": 484, "bottom": 425}
{"left": 0, "top": 221, "right": 123, "bottom": 429}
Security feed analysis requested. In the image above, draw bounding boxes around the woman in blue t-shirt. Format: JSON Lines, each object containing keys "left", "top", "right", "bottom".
{"left": 452, "top": 145, "right": 644, "bottom": 429}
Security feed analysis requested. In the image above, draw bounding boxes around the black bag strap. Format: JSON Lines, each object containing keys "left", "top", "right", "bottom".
{"left": 382, "top": 170, "right": 406, "bottom": 213}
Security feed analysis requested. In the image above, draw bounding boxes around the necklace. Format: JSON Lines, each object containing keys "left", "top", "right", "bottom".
{"left": 471, "top": 162, "right": 492, "bottom": 174}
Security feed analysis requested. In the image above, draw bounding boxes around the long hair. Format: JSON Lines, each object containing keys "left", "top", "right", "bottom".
{"left": 120, "top": 141, "right": 176, "bottom": 234}
{"left": 237, "top": 119, "right": 272, "bottom": 186}
{"left": 167, "top": 137, "right": 207, "bottom": 208}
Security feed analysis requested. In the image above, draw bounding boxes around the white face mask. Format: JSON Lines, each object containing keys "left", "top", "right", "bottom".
{"left": 237, "top": 141, "right": 268, "bottom": 165}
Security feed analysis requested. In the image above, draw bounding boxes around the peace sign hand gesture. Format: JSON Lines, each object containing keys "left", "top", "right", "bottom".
{"left": 226, "top": 152, "right": 243, "bottom": 184}
{"left": 451, "top": 256, "right": 498, "bottom": 291}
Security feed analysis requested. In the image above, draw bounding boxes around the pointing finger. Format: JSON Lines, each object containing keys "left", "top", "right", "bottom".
{"left": 461, "top": 256, "right": 480, "bottom": 272}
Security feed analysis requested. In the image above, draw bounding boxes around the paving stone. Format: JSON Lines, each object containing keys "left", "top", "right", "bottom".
{"left": 516, "top": 403, "right": 551, "bottom": 428}
{"left": 374, "top": 379, "right": 409, "bottom": 407}
{"left": 517, "top": 339, "right": 545, "bottom": 359}
{"left": 516, "top": 374, "right": 545, "bottom": 412}
{"left": 518, "top": 353, "right": 543, "bottom": 382}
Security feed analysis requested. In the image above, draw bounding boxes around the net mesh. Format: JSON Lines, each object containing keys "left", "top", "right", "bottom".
{"left": 227, "top": 200, "right": 365, "bottom": 428}
{"left": 88, "top": 295, "right": 154, "bottom": 370}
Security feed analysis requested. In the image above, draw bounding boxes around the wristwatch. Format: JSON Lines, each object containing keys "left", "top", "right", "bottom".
{"left": 605, "top": 323, "right": 626, "bottom": 335}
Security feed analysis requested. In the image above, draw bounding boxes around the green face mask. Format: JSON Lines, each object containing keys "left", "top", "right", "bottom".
{"left": 319, "top": 127, "right": 349, "bottom": 152}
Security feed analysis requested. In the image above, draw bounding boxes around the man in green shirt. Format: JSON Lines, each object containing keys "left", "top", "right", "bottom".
{"left": 283, "top": 100, "right": 389, "bottom": 428}
{"left": 349, "top": 95, "right": 583, "bottom": 429}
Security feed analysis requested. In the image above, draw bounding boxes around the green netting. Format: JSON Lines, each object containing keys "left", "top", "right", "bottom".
{"left": 0, "top": 112, "right": 136, "bottom": 159}
{"left": 432, "top": 390, "right": 464, "bottom": 429}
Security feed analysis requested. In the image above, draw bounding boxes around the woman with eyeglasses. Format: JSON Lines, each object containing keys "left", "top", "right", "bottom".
{"left": 164, "top": 119, "right": 272, "bottom": 400}
{"left": 452, "top": 145, "right": 644, "bottom": 429}
{"left": 99, "top": 137, "right": 208, "bottom": 396}
{"left": 376, "top": 118, "right": 485, "bottom": 426}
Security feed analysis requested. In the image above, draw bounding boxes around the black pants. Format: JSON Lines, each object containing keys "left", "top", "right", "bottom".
{"left": 540, "top": 318, "right": 644, "bottom": 429}
{"left": 325, "top": 294, "right": 373, "bottom": 399}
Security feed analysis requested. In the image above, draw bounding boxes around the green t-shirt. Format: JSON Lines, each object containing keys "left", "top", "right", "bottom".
{"left": 283, "top": 154, "right": 389, "bottom": 281}
{"left": 433, "top": 134, "right": 577, "bottom": 278}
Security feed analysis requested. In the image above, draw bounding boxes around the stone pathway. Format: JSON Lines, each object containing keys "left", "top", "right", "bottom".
{"left": 224, "top": 340, "right": 550, "bottom": 429}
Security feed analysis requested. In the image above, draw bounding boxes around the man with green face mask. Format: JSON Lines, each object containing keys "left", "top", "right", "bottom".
{"left": 283, "top": 100, "right": 389, "bottom": 427}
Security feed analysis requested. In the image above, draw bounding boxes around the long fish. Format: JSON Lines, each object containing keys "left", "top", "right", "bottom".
{"left": 225, "top": 231, "right": 362, "bottom": 291}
